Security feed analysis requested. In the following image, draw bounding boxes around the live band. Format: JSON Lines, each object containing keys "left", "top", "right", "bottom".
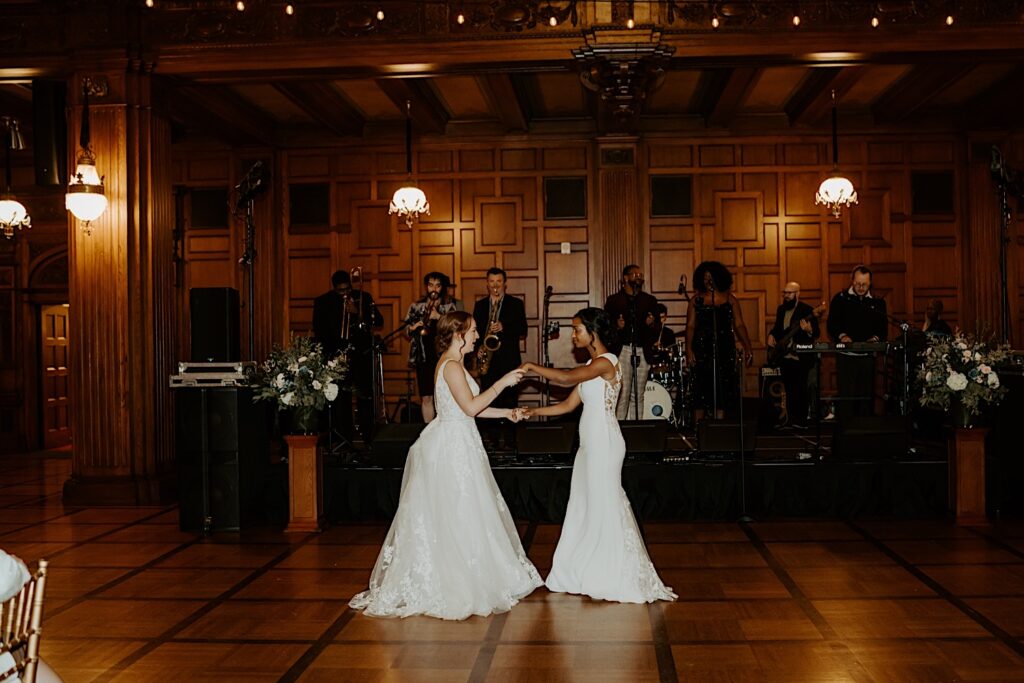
{"left": 312, "top": 261, "right": 947, "bottom": 442}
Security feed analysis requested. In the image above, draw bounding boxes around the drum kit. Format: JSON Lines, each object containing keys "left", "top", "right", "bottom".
{"left": 643, "top": 339, "right": 690, "bottom": 427}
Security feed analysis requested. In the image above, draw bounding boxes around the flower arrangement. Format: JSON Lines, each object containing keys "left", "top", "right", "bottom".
{"left": 249, "top": 335, "right": 346, "bottom": 412}
{"left": 918, "top": 331, "right": 1011, "bottom": 418}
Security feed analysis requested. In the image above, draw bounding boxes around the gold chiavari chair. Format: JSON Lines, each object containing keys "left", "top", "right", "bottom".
{"left": 0, "top": 559, "right": 48, "bottom": 683}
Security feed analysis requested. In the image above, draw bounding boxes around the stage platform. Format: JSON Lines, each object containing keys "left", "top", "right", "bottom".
{"left": 322, "top": 430, "right": 949, "bottom": 523}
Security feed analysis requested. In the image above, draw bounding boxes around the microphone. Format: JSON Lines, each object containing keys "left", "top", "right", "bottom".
{"left": 545, "top": 285, "right": 553, "bottom": 296}
{"left": 677, "top": 275, "right": 687, "bottom": 295}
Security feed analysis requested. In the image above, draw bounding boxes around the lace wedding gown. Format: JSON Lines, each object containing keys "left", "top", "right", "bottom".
{"left": 545, "top": 352, "right": 677, "bottom": 603}
{"left": 349, "top": 359, "right": 542, "bottom": 619}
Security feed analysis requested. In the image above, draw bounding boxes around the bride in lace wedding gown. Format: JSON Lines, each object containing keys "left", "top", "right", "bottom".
{"left": 350, "top": 311, "right": 542, "bottom": 620}
{"left": 521, "top": 307, "right": 676, "bottom": 604}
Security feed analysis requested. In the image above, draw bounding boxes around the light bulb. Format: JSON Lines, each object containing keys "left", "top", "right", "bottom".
{"left": 792, "top": 14, "right": 801, "bottom": 26}
{"left": 711, "top": 15, "right": 720, "bottom": 28}
{"left": 145, "top": 0, "right": 154, "bottom": 7}
{"left": 946, "top": 14, "right": 954, "bottom": 25}
{"left": 376, "top": 8, "right": 384, "bottom": 20}
{"left": 285, "top": 3, "right": 294, "bottom": 15}
{"left": 549, "top": 15, "right": 557, "bottom": 26}
{"left": 235, "top": 0, "right": 245, "bottom": 11}
{"left": 871, "top": 16, "right": 879, "bottom": 27}
{"left": 457, "top": 11, "right": 465, "bottom": 24}
{"left": 626, "top": 17, "right": 635, "bottom": 29}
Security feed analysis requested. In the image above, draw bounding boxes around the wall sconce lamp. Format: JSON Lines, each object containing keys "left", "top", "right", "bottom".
{"left": 388, "top": 100, "right": 430, "bottom": 229}
{"left": 0, "top": 117, "right": 30, "bottom": 240}
{"left": 66, "top": 80, "right": 107, "bottom": 234}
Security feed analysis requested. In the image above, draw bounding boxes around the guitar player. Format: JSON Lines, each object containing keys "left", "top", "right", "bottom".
{"left": 767, "top": 282, "right": 821, "bottom": 429}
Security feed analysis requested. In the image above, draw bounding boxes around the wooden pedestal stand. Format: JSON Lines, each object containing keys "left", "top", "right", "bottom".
{"left": 948, "top": 427, "right": 989, "bottom": 526}
{"left": 283, "top": 435, "right": 322, "bottom": 533}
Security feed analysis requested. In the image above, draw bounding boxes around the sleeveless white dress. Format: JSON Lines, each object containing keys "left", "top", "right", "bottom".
{"left": 545, "top": 352, "right": 677, "bottom": 603}
{"left": 349, "top": 359, "right": 542, "bottom": 619}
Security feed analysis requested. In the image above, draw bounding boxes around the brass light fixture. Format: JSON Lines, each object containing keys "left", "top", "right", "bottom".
{"left": 815, "top": 89, "right": 858, "bottom": 218}
{"left": 0, "top": 117, "right": 31, "bottom": 239}
{"left": 65, "top": 81, "right": 108, "bottom": 232}
{"left": 389, "top": 100, "right": 430, "bottom": 229}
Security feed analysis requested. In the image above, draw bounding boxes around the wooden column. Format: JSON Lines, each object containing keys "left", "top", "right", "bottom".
{"left": 948, "top": 427, "right": 989, "bottom": 525}
{"left": 595, "top": 137, "right": 643, "bottom": 300}
{"left": 284, "top": 435, "right": 323, "bottom": 533}
{"left": 963, "top": 138, "right": 1006, "bottom": 338}
{"left": 63, "top": 62, "right": 177, "bottom": 505}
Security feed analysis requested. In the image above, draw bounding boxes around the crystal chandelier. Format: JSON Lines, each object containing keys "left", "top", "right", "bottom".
{"left": 0, "top": 117, "right": 30, "bottom": 239}
{"left": 815, "top": 90, "right": 858, "bottom": 218}
{"left": 389, "top": 100, "right": 429, "bottom": 229}
{"left": 66, "top": 81, "right": 107, "bottom": 233}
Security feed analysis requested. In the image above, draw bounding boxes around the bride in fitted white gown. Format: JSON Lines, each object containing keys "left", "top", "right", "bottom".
{"left": 522, "top": 307, "right": 675, "bottom": 603}
{"left": 350, "top": 311, "right": 542, "bottom": 620}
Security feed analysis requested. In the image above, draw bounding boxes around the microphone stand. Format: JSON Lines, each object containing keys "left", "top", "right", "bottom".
{"left": 736, "top": 347, "right": 753, "bottom": 523}
{"left": 709, "top": 282, "right": 720, "bottom": 418}
{"left": 542, "top": 286, "right": 554, "bottom": 408}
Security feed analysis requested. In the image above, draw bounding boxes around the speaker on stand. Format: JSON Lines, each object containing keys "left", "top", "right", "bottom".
{"left": 189, "top": 287, "right": 240, "bottom": 363}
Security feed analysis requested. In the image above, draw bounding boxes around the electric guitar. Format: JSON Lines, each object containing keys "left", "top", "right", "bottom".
{"left": 767, "top": 303, "right": 826, "bottom": 366}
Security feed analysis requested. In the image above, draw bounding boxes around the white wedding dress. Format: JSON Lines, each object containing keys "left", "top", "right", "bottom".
{"left": 546, "top": 352, "right": 677, "bottom": 603}
{"left": 349, "top": 358, "right": 542, "bottom": 619}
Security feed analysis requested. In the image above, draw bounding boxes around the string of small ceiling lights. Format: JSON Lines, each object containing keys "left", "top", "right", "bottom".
{"left": 139, "top": 2, "right": 960, "bottom": 28}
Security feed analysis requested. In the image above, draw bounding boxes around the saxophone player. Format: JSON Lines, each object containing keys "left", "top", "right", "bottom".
{"left": 405, "top": 272, "right": 462, "bottom": 423}
{"left": 472, "top": 268, "right": 527, "bottom": 419}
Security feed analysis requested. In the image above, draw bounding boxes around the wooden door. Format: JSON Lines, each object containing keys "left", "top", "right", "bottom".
{"left": 40, "top": 303, "right": 71, "bottom": 448}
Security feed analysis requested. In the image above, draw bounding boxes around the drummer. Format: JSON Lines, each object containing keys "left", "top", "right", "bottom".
{"left": 643, "top": 305, "right": 675, "bottom": 368}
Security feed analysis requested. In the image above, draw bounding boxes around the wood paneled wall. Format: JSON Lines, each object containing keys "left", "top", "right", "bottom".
{"left": 174, "top": 131, "right": 1024, "bottom": 408}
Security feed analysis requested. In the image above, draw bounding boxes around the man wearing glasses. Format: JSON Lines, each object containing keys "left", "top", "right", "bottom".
{"left": 767, "top": 282, "right": 820, "bottom": 429}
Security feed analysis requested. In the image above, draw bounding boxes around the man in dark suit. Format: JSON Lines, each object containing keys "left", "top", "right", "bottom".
{"left": 604, "top": 264, "right": 659, "bottom": 420}
{"left": 767, "top": 282, "right": 820, "bottom": 429}
{"left": 312, "top": 269, "right": 383, "bottom": 442}
{"left": 472, "top": 267, "right": 527, "bottom": 410}
{"left": 826, "top": 265, "right": 888, "bottom": 421}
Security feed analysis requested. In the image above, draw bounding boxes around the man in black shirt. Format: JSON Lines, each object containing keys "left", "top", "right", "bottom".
{"left": 826, "top": 265, "right": 888, "bottom": 420}
{"left": 767, "top": 282, "right": 820, "bottom": 428}
{"left": 312, "top": 269, "right": 384, "bottom": 441}
{"left": 923, "top": 298, "right": 953, "bottom": 337}
{"left": 472, "top": 267, "right": 527, "bottom": 409}
{"left": 604, "top": 264, "right": 659, "bottom": 420}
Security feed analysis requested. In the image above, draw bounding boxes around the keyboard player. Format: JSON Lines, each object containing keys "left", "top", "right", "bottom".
{"left": 826, "top": 265, "right": 888, "bottom": 421}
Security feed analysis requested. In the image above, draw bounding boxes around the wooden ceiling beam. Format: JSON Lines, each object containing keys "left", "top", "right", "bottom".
{"left": 956, "top": 65, "right": 1024, "bottom": 129}
{"left": 373, "top": 78, "right": 449, "bottom": 134}
{"left": 170, "top": 85, "right": 279, "bottom": 145}
{"left": 273, "top": 81, "right": 365, "bottom": 137}
{"left": 872, "top": 64, "right": 976, "bottom": 123}
{"left": 704, "top": 67, "right": 759, "bottom": 128}
{"left": 476, "top": 74, "right": 529, "bottom": 132}
{"left": 784, "top": 66, "right": 865, "bottom": 127}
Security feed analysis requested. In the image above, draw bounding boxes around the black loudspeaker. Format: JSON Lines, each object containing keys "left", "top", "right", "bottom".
{"left": 832, "top": 416, "right": 907, "bottom": 459}
{"left": 621, "top": 419, "right": 669, "bottom": 455}
{"left": 31, "top": 79, "right": 67, "bottom": 187}
{"left": 698, "top": 419, "right": 758, "bottom": 454}
{"left": 189, "top": 287, "right": 240, "bottom": 362}
{"left": 175, "top": 387, "right": 269, "bottom": 532}
{"left": 373, "top": 423, "right": 426, "bottom": 467}
{"left": 515, "top": 422, "right": 576, "bottom": 460}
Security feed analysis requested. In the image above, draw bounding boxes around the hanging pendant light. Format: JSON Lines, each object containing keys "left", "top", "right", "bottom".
{"left": 66, "top": 82, "right": 108, "bottom": 233}
{"left": 389, "top": 99, "right": 429, "bottom": 229}
{"left": 0, "top": 117, "right": 31, "bottom": 240}
{"left": 815, "top": 89, "right": 858, "bottom": 218}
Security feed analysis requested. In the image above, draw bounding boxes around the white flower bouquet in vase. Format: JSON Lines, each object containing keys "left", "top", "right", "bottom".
{"left": 918, "top": 331, "right": 1010, "bottom": 428}
{"left": 249, "top": 335, "right": 346, "bottom": 434}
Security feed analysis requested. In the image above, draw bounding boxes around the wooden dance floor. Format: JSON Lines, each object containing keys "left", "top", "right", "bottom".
{"left": 4, "top": 451, "right": 1024, "bottom": 681}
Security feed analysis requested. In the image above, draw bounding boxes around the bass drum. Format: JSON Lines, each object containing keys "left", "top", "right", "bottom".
{"left": 643, "top": 380, "right": 673, "bottom": 420}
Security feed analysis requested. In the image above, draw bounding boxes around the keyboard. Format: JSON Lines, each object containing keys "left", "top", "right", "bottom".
{"left": 794, "top": 342, "right": 899, "bottom": 354}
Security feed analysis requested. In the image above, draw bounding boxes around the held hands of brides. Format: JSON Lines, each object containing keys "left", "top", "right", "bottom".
{"left": 509, "top": 407, "right": 532, "bottom": 422}
{"left": 501, "top": 369, "right": 525, "bottom": 389}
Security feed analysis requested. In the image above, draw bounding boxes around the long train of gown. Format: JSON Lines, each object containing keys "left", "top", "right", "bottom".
{"left": 349, "top": 359, "right": 542, "bottom": 619}
{"left": 545, "top": 352, "right": 677, "bottom": 603}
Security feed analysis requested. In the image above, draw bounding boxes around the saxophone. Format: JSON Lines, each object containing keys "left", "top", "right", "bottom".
{"left": 476, "top": 297, "right": 502, "bottom": 376}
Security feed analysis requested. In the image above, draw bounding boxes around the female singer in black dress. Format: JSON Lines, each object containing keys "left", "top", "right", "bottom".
{"left": 685, "top": 261, "right": 754, "bottom": 421}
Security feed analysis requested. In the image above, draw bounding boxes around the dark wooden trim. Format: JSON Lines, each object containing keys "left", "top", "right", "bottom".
{"left": 273, "top": 81, "right": 365, "bottom": 137}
